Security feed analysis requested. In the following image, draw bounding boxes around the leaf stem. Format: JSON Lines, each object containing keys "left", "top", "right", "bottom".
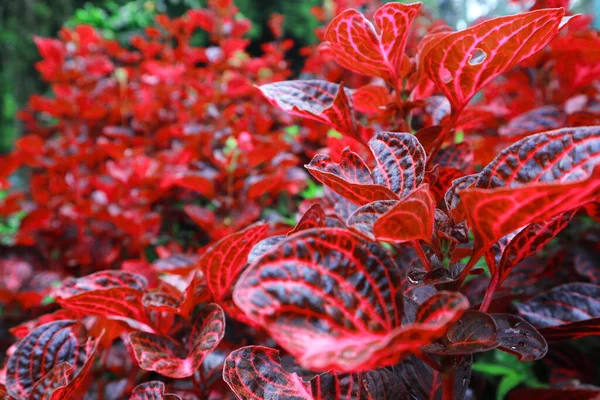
{"left": 412, "top": 240, "right": 432, "bottom": 270}
{"left": 442, "top": 370, "right": 455, "bottom": 400}
{"left": 456, "top": 249, "right": 483, "bottom": 286}
{"left": 479, "top": 273, "right": 499, "bottom": 313}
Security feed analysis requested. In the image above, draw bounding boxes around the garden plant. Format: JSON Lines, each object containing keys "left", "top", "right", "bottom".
{"left": 1, "top": 0, "right": 600, "bottom": 399}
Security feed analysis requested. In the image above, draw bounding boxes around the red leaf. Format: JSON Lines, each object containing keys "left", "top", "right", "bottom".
{"left": 52, "top": 270, "right": 147, "bottom": 299}
{"left": 490, "top": 211, "right": 575, "bottom": 283}
{"left": 476, "top": 127, "right": 600, "bottom": 189}
{"left": 234, "top": 227, "right": 468, "bottom": 371}
{"left": 432, "top": 141, "right": 474, "bottom": 171}
{"left": 369, "top": 132, "right": 426, "bottom": 198}
{"left": 305, "top": 149, "right": 398, "bottom": 206}
{"left": 499, "top": 106, "right": 566, "bottom": 137}
{"left": 373, "top": 185, "right": 436, "bottom": 244}
{"left": 288, "top": 203, "right": 326, "bottom": 236}
{"left": 347, "top": 200, "right": 397, "bottom": 240}
{"left": 223, "top": 346, "right": 312, "bottom": 400}
{"left": 323, "top": 2, "right": 421, "bottom": 82}
{"left": 516, "top": 283, "right": 600, "bottom": 328}
{"left": 58, "top": 287, "right": 152, "bottom": 331}
{"left": 425, "top": 8, "right": 568, "bottom": 112}
{"left": 460, "top": 127, "right": 600, "bottom": 256}
{"left": 444, "top": 174, "right": 478, "bottom": 223}
{"left": 352, "top": 84, "right": 392, "bottom": 115}
{"left": 129, "top": 304, "right": 225, "bottom": 378}
{"left": 395, "top": 354, "right": 472, "bottom": 400}
{"left": 423, "top": 311, "right": 499, "bottom": 355}
{"left": 492, "top": 314, "right": 548, "bottom": 361}
{"left": 198, "top": 223, "right": 268, "bottom": 301}
{"left": 461, "top": 171, "right": 600, "bottom": 259}
{"left": 257, "top": 80, "right": 357, "bottom": 139}
{"left": 5, "top": 321, "right": 96, "bottom": 399}
{"left": 129, "top": 381, "right": 182, "bottom": 400}
{"left": 224, "top": 345, "right": 405, "bottom": 399}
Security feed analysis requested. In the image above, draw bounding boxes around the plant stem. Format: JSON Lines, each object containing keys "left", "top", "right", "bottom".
{"left": 456, "top": 249, "right": 483, "bottom": 286}
{"left": 442, "top": 370, "right": 455, "bottom": 400}
{"left": 479, "top": 273, "right": 499, "bottom": 312}
{"left": 412, "top": 240, "right": 432, "bottom": 270}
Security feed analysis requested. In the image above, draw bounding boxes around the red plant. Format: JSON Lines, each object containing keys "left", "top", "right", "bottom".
{"left": 1, "top": 0, "right": 600, "bottom": 399}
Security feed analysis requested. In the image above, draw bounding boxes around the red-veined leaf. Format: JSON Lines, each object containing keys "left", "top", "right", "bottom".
{"left": 129, "top": 381, "right": 182, "bottom": 400}
{"left": 491, "top": 314, "right": 548, "bottom": 361}
{"left": 58, "top": 287, "right": 152, "bottom": 330}
{"left": 248, "top": 235, "right": 287, "bottom": 265}
{"left": 129, "top": 304, "right": 225, "bottom": 378}
{"left": 423, "top": 311, "right": 499, "bottom": 355}
{"left": 198, "top": 223, "right": 268, "bottom": 301}
{"left": 444, "top": 174, "right": 477, "bottom": 223}
{"left": 52, "top": 270, "right": 147, "bottom": 299}
{"left": 352, "top": 84, "right": 392, "bottom": 115}
{"left": 538, "top": 319, "right": 600, "bottom": 342}
{"left": 234, "top": 227, "right": 469, "bottom": 371}
{"left": 516, "top": 283, "right": 600, "bottom": 341}
{"left": 223, "top": 346, "right": 312, "bottom": 400}
{"left": 369, "top": 132, "right": 426, "bottom": 199}
{"left": 288, "top": 203, "right": 326, "bottom": 236}
{"left": 432, "top": 141, "right": 474, "bottom": 170}
{"left": 573, "top": 247, "right": 600, "bottom": 284}
{"left": 257, "top": 80, "right": 357, "bottom": 139}
{"left": 460, "top": 166, "right": 600, "bottom": 259}
{"left": 346, "top": 200, "right": 397, "bottom": 240}
{"left": 414, "top": 126, "right": 444, "bottom": 160}
{"left": 394, "top": 354, "right": 472, "bottom": 400}
{"left": 491, "top": 211, "right": 575, "bottom": 283}
{"left": 224, "top": 346, "right": 405, "bottom": 399}
{"left": 476, "top": 127, "right": 600, "bottom": 189}
{"left": 323, "top": 2, "right": 421, "bottom": 82}
{"left": 305, "top": 150, "right": 398, "bottom": 206}
{"left": 461, "top": 127, "right": 600, "bottom": 257}
{"left": 29, "top": 333, "right": 98, "bottom": 400}
{"left": 425, "top": 8, "right": 568, "bottom": 112}
{"left": 373, "top": 185, "right": 435, "bottom": 244}
{"left": 499, "top": 106, "right": 566, "bottom": 137}
{"left": 5, "top": 321, "right": 94, "bottom": 399}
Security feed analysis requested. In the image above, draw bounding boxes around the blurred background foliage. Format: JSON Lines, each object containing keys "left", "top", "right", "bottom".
{"left": 1, "top": 0, "right": 598, "bottom": 154}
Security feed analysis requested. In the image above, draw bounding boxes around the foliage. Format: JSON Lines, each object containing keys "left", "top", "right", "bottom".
{"left": 1, "top": 0, "right": 600, "bottom": 399}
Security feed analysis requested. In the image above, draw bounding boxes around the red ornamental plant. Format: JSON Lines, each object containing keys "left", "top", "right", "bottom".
{"left": 1, "top": 1, "right": 600, "bottom": 399}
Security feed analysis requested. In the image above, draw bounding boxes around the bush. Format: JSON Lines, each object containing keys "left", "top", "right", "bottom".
{"left": 1, "top": 0, "right": 600, "bottom": 399}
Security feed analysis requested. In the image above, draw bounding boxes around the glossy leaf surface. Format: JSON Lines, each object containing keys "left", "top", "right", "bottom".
{"left": 425, "top": 8, "right": 567, "bottom": 111}
{"left": 129, "top": 381, "right": 182, "bottom": 400}
{"left": 306, "top": 149, "right": 398, "bottom": 206}
{"left": 492, "top": 314, "right": 547, "bottom": 361}
{"left": 223, "top": 346, "right": 312, "bottom": 400}
{"left": 129, "top": 304, "right": 225, "bottom": 378}
{"left": 257, "top": 80, "right": 356, "bottom": 137}
{"left": 369, "top": 132, "right": 426, "bottom": 199}
{"left": 234, "top": 227, "right": 468, "bottom": 371}
{"left": 423, "top": 311, "right": 499, "bottom": 355}
{"left": 198, "top": 223, "right": 268, "bottom": 301}
{"left": 373, "top": 185, "right": 435, "bottom": 244}
{"left": 323, "top": 3, "right": 421, "bottom": 82}
{"left": 6, "top": 321, "right": 94, "bottom": 399}
{"left": 516, "top": 283, "right": 600, "bottom": 328}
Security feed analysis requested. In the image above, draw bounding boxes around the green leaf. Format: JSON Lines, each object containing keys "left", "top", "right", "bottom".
{"left": 497, "top": 373, "right": 523, "bottom": 400}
